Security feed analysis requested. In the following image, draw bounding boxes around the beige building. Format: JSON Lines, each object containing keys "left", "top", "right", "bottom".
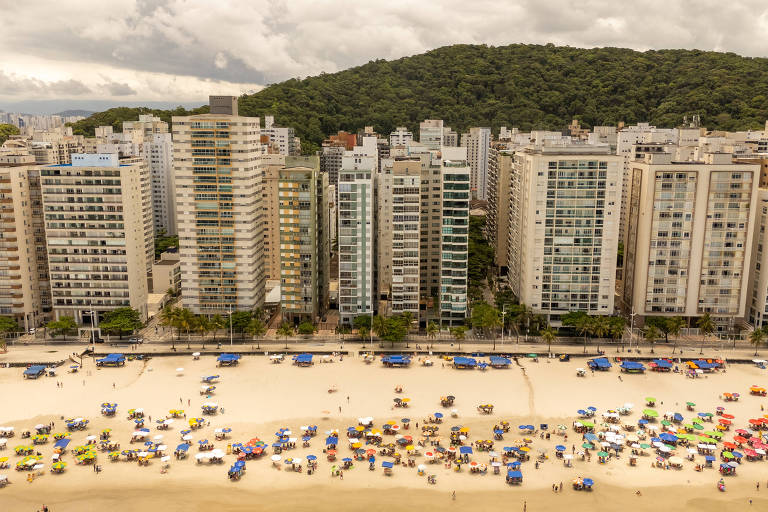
{"left": 173, "top": 96, "right": 266, "bottom": 315}
{"left": 623, "top": 152, "right": 759, "bottom": 322}
{"left": 486, "top": 146, "right": 514, "bottom": 269}
{"left": 0, "top": 152, "right": 48, "bottom": 330}
{"left": 377, "top": 158, "right": 421, "bottom": 316}
{"left": 262, "top": 154, "right": 287, "bottom": 281}
{"left": 152, "top": 251, "right": 181, "bottom": 295}
{"left": 42, "top": 154, "right": 152, "bottom": 322}
{"left": 508, "top": 144, "right": 622, "bottom": 319}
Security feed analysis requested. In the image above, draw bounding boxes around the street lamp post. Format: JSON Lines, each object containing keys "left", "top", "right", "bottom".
{"left": 629, "top": 307, "right": 636, "bottom": 353}
{"left": 229, "top": 304, "right": 234, "bottom": 347}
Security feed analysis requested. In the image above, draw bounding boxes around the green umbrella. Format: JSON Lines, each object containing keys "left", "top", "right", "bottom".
{"left": 597, "top": 451, "right": 610, "bottom": 457}
{"left": 527, "top": 354, "right": 538, "bottom": 358}
{"left": 661, "top": 420, "right": 671, "bottom": 426}
{"left": 640, "top": 443, "right": 651, "bottom": 449}
{"left": 645, "top": 397, "right": 656, "bottom": 403}
{"left": 722, "top": 452, "right": 734, "bottom": 459}
{"left": 693, "top": 423, "right": 704, "bottom": 430}
{"left": 686, "top": 402, "right": 695, "bottom": 407}
{"left": 582, "top": 442, "right": 594, "bottom": 449}
{"left": 581, "top": 421, "right": 595, "bottom": 428}
{"left": 643, "top": 409, "right": 659, "bottom": 418}
{"left": 702, "top": 412, "right": 713, "bottom": 417}
{"left": 684, "top": 424, "right": 695, "bottom": 431}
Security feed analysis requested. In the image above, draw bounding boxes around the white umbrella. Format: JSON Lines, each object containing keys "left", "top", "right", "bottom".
{"left": 34, "top": 424, "right": 45, "bottom": 430}
{"left": 658, "top": 445, "right": 671, "bottom": 453}
{"left": 195, "top": 453, "right": 209, "bottom": 460}
{"left": 271, "top": 454, "right": 281, "bottom": 461}
{"left": 32, "top": 464, "right": 44, "bottom": 471}
{"left": 154, "top": 435, "right": 164, "bottom": 441}
{"left": 192, "top": 352, "right": 200, "bottom": 357}
{"left": 182, "top": 435, "right": 193, "bottom": 441}
{"left": 164, "top": 419, "right": 174, "bottom": 425}
{"left": 563, "top": 454, "right": 573, "bottom": 460}
{"left": 86, "top": 435, "right": 97, "bottom": 441}
{"left": 176, "top": 368, "right": 184, "bottom": 374}
{"left": 135, "top": 409, "right": 144, "bottom": 414}
{"left": 138, "top": 451, "right": 149, "bottom": 457}
{"left": 157, "top": 445, "right": 167, "bottom": 451}
{"left": 288, "top": 437, "right": 297, "bottom": 443}
{"left": 631, "top": 443, "right": 641, "bottom": 449}
{"left": 491, "top": 461, "right": 502, "bottom": 467}
{"left": 212, "top": 449, "right": 225, "bottom": 458}
{"left": 300, "top": 426, "right": 309, "bottom": 431}
{"left": 161, "top": 456, "right": 171, "bottom": 462}
{"left": 624, "top": 403, "right": 634, "bottom": 409}
{"left": 0, "top": 439, "right": 6, "bottom": 447}
{"left": 292, "top": 457, "right": 303, "bottom": 465}
{"left": 283, "top": 430, "right": 292, "bottom": 436}
{"left": 417, "top": 464, "right": 427, "bottom": 471}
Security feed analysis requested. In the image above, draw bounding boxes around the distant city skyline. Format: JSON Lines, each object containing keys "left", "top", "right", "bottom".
{"left": 1, "top": 1, "right": 768, "bottom": 106}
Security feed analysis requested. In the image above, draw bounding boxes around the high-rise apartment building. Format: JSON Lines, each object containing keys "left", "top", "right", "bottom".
{"left": 508, "top": 144, "right": 622, "bottom": 320}
{"left": 320, "top": 142, "right": 345, "bottom": 191}
{"left": 486, "top": 146, "right": 514, "bottom": 270}
{"left": 173, "top": 96, "right": 266, "bottom": 315}
{"left": 262, "top": 154, "right": 287, "bottom": 281}
{"left": 262, "top": 116, "right": 300, "bottom": 156}
{"left": 443, "top": 127, "right": 459, "bottom": 148}
{"left": 461, "top": 127, "right": 491, "bottom": 200}
{"left": 376, "top": 158, "right": 421, "bottom": 317}
{"left": 623, "top": 152, "right": 758, "bottom": 321}
{"left": 42, "top": 154, "right": 152, "bottom": 322}
{"left": 147, "top": 132, "right": 176, "bottom": 236}
{"left": 0, "top": 152, "right": 48, "bottom": 330}
{"left": 338, "top": 153, "right": 375, "bottom": 326}
{"left": 389, "top": 127, "right": 413, "bottom": 147}
{"left": 278, "top": 156, "right": 329, "bottom": 322}
{"left": 748, "top": 188, "right": 768, "bottom": 328}
{"left": 439, "top": 153, "right": 470, "bottom": 325}
{"left": 419, "top": 120, "right": 444, "bottom": 151}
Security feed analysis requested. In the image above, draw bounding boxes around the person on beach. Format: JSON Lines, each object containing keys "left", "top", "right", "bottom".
{"left": 452, "top": 491, "right": 456, "bottom": 500}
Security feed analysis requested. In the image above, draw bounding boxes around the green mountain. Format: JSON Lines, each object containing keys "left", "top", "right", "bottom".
{"left": 71, "top": 44, "right": 768, "bottom": 152}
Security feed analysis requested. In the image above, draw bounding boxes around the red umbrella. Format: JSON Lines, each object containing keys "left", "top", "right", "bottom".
{"left": 719, "top": 419, "right": 732, "bottom": 425}
{"left": 723, "top": 442, "right": 737, "bottom": 450}
{"left": 744, "top": 449, "right": 758, "bottom": 457}
{"left": 748, "top": 419, "right": 762, "bottom": 426}
{"left": 721, "top": 414, "right": 735, "bottom": 420}
{"left": 735, "top": 429, "right": 749, "bottom": 435}
{"left": 733, "top": 436, "right": 748, "bottom": 445}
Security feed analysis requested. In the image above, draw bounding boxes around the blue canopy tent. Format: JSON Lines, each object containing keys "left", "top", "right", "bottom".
{"left": 96, "top": 353, "right": 126, "bottom": 367}
{"left": 489, "top": 356, "right": 511, "bottom": 368}
{"left": 453, "top": 357, "right": 477, "bottom": 369}
{"left": 620, "top": 361, "right": 646, "bottom": 373}
{"left": 583, "top": 478, "right": 594, "bottom": 489}
{"left": 381, "top": 355, "right": 411, "bottom": 367}
{"left": 293, "top": 354, "right": 313, "bottom": 366}
{"left": 23, "top": 365, "right": 47, "bottom": 379}
{"left": 325, "top": 436, "right": 338, "bottom": 446}
{"left": 651, "top": 359, "right": 673, "bottom": 371}
{"left": 202, "top": 375, "right": 219, "bottom": 383}
{"left": 217, "top": 353, "right": 241, "bottom": 366}
{"left": 53, "top": 438, "right": 70, "bottom": 452}
{"left": 381, "top": 461, "right": 394, "bottom": 468}
{"left": 587, "top": 357, "right": 612, "bottom": 371}
{"left": 459, "top": 446, "right": 473, "bottom": 454}
{"left": 506, "top": 470, "right": 523, "bottom": 484}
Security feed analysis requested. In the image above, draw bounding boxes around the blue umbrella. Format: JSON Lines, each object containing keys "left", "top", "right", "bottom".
{"left": 698, "top": 412, "right": 709, "bottom": 418}
{"left": 434, "top": 413, "right": 444, "bottom": 419}
{"left": 583, "top": 478, "right": 594, "bottom": 487}
{"left": 459, "top": 446, "right": 473, "bottom": 454}
{"left": 368, "top": 456, "right": 376, "bottom": 463}
{"left": 518, "top": 425, "right": 528, "bottom": 430}
{"left": 451, "top": 426, "right": 460, "bottom": 432}
{"left": 494, "top": 429, "right": 504, "bottom": 435}
{"left": 347, "top": 427, "right": 356, "bottom": 432}
{"left": 577, "top": 409, "right": 586, "bottom": 415}
{"left": 302, "top": 436, "right": 311, "bottom": 442}
{"left": 401, "top": 418, "right": 410, "bottom": 423}
{"left": 732, "top": 451, "right": 743, "bottom": 458}
{"left": 342, "top": 457, "right": 352, "bottom": 462}
{"left": 271, "top": 442, "right": 282, "bottom": 447}
{"left": 555, "top": 445, "right": 566, "bottom": 451}
{"left": 307, "top": 455, "right": 317, "bottom": 461}
{"left": 587, "top": 407, "right": 597, "bottom": 412}
{"left": 638, "top": 419, "right": 649, "bottom": 425}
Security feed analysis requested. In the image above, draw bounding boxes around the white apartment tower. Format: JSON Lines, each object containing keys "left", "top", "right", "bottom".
{"left": 42, "top": 154, "right": 151, "bottom": 322}
{"left": 419, "top": 120, "right": 444, "bottom": 151}
{"left": 623, "top": 152, "right": 758, "bottom": 321}
{"left": 338, "top": 151, "right": 375, "bottom": 326}
{"left": 173, "top": 96, "right": 266, "bottom": 315}
{"left": 389, "top": 127, "right": 413, "bottom": 147}
{"left": 376, "top": 158, "right": 421, "bottom": 316}
{"left": 461, "top": 127, "right": 491, "bottom": 200}
{"left": 508, "top": 144, "right": 622, "bottom": 319}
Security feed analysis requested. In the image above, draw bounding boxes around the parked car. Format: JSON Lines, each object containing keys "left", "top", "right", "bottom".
{"left": 129, "top": 337, "right": 144, "bottom": 344}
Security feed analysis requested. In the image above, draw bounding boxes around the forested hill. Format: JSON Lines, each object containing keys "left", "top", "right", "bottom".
{"left": 70, "top": 44, "right": 768, "bottom": 152}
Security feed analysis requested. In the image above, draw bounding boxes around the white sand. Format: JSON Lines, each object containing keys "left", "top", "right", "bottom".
{"left": 1, "top": 350, "right": 767, "bottom": 511}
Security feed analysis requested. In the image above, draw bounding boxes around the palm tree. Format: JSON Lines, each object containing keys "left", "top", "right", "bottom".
{"left": 208, "top": 314, "right": 225, "bottom": 345}
{"left": 541, "top": 325, "right": 557, "bottom": 355}
{"left": 696, "top": 313, "right": 716, "bottom": 355}
{"left": 176, "top": 309, "right": 194, "bottom": 349}
{"left": 668, "top": 316, "right": 685, "bottom": 354}
{"left": 575, "top": 315, "right": 592, "bottom": 354}
{"left": 246, "top": 317, "right": 266, "bottom": 349}
{"left": 159, "top": 305, "right": 180, "bottom": 349}
{"left": 276, "top": 322, "right": 294, "bottom": 350}
{"left": 426, "top": 321, "right": 439, "bottom": 348}
{"left": 749, "top": 328, "right": 764, "bottom": 356}
{"left": 193, "top": 315, "right": 211, "bottom": 349}
{"left": 358, "top": 325, "right": 370, "bottom": 342}
{"left": 450, "top": 326, "right": 467, "bottom": 351}
{"left": 644, "top": 325, "right": 659, "bottom": 354}
{"left": 591, "top": 316, "right": 610, "bottom": 354}
{"left": 372, "top": 315, "right": 386, "bottom": 340}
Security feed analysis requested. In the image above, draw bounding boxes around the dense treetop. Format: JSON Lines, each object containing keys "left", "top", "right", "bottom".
{"left": 70, "top": 44, "right": 768, "bottom": 153}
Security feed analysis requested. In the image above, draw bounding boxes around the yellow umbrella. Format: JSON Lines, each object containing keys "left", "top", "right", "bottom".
{"left": 460, "top": 427, "right": 470, "bottom": 433}
{"left": 519, "top": 446, "right": 530, "bottom": 452}
{"left": 351, "top": 442, "right": 362, "bottom": 449}
{"left": 406, "top": 445, "right": 414, "bottom": 451}
{"left": 355, "top": 426, "right": 364, "bottom": 432}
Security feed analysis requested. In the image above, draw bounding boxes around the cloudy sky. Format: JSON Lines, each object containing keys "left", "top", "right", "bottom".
{"left": 2, "top": 0, "right": 768, "bottom": 110}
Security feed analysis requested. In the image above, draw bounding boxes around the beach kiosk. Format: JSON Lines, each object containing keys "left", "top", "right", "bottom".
{"left": 587, "top": 358, "right": 612, "bottom": 371}
{"left": 382, "top": 355, "right": 411, "bottom": 367}
{"left": 506, "top": 469, "right": 523, "bottom": 484}
{"left": 23, "top": 365, "right": 47, "bottom": 379}
{"left": 489, "top": 356, "right": 511, "bottom": 369}
{"left": 217, "top": 353, "right": 241, "bottom": 367}
{"left": 452, "top": 357, "right": 477, "bottom": 369}
{"left": 649, "top": 359, "right": 673, "bottom": 372}
{"left": 95, "top": 354, "right": 126, "bottom": 367}
{"left": 293, "top": 354, "right": 314, "bottom": 367}
{"left": 620, "top": 361, "right": 646, "bottom": 373}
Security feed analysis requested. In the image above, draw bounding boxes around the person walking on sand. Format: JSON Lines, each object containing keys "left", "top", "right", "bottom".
{"left": 452, "top": 491, "right": 456, "bottom": 500}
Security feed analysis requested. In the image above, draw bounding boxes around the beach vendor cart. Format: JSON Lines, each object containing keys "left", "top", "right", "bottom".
{"left": 382, "top": 460, "right": 394, "bottom": 475}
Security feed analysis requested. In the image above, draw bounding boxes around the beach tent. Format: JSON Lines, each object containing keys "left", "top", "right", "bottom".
{"left": 217, "top": 353, "right": 241, "bottom": 366}
{"left": 506, "top": 470, "right": 523, "bottom": 484}
{"left": 620, "top": 361, "right": 646, "bottom": 373}
{"left": 96, "top": 354, "right": 126, "bottom": 367}
{"left": 489, "top": 356, "right": 511, "bottom": 368}
{"left": 459, "top": 446, "right": 473, "bottom": 454}
{"left": 452, "top": 357, "right": 477, "bottom": 369}
{"left": 293, "top": 354, "right": 313, "bottom": 367}
{"left": 53, "top": 438, "right": 70, "bottom": 452}
{"left": 381, "top": 355, "right": 411, "bottom": 367}
{"left": 650, "top": 359, "right": 673, "bottom": 371}
{"left": 23, "top": 365, "right": 47, "bottom": 379}
{"left": 587, "top": 358, "right": 612, "bottom": 371}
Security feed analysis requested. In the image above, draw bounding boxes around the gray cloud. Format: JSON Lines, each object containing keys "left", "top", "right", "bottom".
{"left": 1, "top": 0, "right": 767, "bottom": 100}
{"left": 0, "top": 70, "right": 91, "bottom": 96}
{"left": 102, "top": 81, "right": 137, "bottom": 96}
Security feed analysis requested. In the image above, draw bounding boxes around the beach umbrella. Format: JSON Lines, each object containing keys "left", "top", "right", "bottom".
{"left": 555, "top": 445, "right": 566, "bottom": 452}
{"left": 597, "top": 451, "right": 610, "bottom": 457}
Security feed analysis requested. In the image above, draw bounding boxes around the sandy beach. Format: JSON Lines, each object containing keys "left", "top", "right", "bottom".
{"left": 1, "top": 348, "right": 767, "bottom": 511}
